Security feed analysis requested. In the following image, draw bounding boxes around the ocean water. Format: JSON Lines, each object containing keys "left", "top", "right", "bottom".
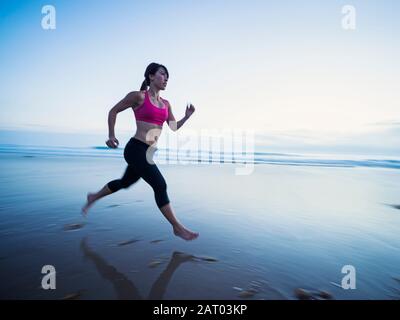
{"left": 0, "top": 145, "right": 400, "bottom": 300}
{"left": 1, "top": 143, "right": 400, "bottom": 169}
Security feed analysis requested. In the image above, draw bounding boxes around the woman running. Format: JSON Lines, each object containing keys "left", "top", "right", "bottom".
{"left": 81, "top": 63, "right": 199, "bottom": 241}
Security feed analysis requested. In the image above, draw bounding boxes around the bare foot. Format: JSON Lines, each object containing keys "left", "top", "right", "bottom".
{"left": 81, "top": 193, "right": 96, "bottom": 217}
{"left": 173, "top": 225, "right": 199, "bottom": 241}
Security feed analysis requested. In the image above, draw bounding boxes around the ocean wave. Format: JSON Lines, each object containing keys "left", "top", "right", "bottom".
{"left": 0, "top": 144, "right": 399, "bottom": 169}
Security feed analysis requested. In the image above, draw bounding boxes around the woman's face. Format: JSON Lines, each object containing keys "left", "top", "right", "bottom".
{"left": 150, "top": 68, "right": 168, "bottom": 90}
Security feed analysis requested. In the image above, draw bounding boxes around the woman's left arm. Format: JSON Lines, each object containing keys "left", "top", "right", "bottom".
{"left": 166, "top": 101, "right": 195, "bottom": 132}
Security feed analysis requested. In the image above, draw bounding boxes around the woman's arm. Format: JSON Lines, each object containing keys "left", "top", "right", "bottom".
{"left": 167, "top": 101, "right": 195, "bottom": 132}
{"left": 106, "top": 91, "right": 142, "bottom": 148}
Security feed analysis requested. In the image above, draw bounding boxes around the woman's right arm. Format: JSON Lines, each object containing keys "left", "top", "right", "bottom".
{"left": 106, "top": 91, "right": 141, "bottom": 148}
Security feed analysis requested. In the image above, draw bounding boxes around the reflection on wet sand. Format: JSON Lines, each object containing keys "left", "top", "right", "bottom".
{"left": 387, "top": 277, "right": 400, "bottom": 299}
{"left": 80, "top": 237, "right": 196, "bottom": 300}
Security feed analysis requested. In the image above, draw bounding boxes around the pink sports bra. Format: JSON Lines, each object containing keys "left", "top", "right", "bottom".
{"left": 134, "top": 90, "right": 169, "bottom": 126}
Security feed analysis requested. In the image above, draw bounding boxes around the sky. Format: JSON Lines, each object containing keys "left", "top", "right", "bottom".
{"left": 0, "top": 0, "right": 399, "bottom": 154}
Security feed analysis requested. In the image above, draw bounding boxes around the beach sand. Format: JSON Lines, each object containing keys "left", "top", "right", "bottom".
{"left": 1, "top": 153, "right": 400, "bottom": 300}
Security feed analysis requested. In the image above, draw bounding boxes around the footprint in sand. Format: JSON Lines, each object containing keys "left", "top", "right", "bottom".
{"left": 196, "top": 256, "right": 218, "bottom": 262}
{"left": 235, "top": 280, "right": 286, "bottom": 300}
{"left": 61, "top": 290, "right": 86, "bottom": 300}
{"left": 234, "top": 281, "right": 264, "bottom": 299}
{"left": 383, "top": 203, "right": 400, "bottom": 210}
{"left": 117, "top": 239, "right": 140, "bottom": 246}
{"left": 294, "top": 288, "right": 333, "bottom": 300}
{"left": 63, "top": 223, "right": 85, "bottom": 231}
{"left": 237, "top": 289, "right": 258, "bottom": 298}
{"left": 107, "top": 204, "right": 120, "bottom": 208}
{"left": 150, "top": 239, "right": 165, "bottom": 244}
{"left": 148, "top": 260, "right": 163, "bottom": 268}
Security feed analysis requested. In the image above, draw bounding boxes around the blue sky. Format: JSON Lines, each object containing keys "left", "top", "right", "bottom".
{"left": 0, "top": 0, "right": 399, "bottom": 154}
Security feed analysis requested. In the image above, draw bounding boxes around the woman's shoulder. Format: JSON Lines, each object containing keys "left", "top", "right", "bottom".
{"left": 128, "top": 91, "right": 146, "bottom": 109}
{"left": 125, "top": 90, "right": 145, "bottom": 100}
{"left": 160, "top": 96, "right": 170, "bottom": 108}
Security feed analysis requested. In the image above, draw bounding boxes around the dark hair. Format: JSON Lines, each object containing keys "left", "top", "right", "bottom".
{"left": 140, "top": 62, "right": 169, "bottom": 91}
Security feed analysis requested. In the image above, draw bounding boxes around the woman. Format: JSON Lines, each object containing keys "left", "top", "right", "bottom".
{"left": 81, "top": 63, "right": 199, "bottom": 241}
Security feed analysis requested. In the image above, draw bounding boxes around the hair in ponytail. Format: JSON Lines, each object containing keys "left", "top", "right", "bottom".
{"left": 140, "top": 62, "right": 169, "bottom": 91}
{"left": 140, "top": 79, "right": 149, "bottom": 91}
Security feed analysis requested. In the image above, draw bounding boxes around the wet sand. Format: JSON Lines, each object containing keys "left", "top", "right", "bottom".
{"left": 1, "top": 154, "right": 400, "bottom": 299}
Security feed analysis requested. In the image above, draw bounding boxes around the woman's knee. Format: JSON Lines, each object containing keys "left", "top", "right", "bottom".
{"left": 110, "top": 178, "right": 132, "bottom": 190}
{"left": 120, "top": 181, "right": 131, "bottom": 189}
{"left": 107, "top": 180, "right": 121, "bottom": 192}
{"left": 153, "top": 177, "right": 167, "bottom": 192}
{"left": 120, "top": 177, "right": 139, "bottom": 189}
{"left": 155, "top": 190, "right": 170, "bottom": 209}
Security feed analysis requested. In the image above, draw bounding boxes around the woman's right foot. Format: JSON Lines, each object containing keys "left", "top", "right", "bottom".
{"left": 81, "top": 193, "right": 96, "bottom": 217}
{"left": 173, "top": 225, "right": 199, "bottom": 241}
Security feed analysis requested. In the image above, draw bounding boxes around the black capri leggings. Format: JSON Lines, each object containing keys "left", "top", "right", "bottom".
{"left": 107, "top": 137, "right": 170, "bottom": 209}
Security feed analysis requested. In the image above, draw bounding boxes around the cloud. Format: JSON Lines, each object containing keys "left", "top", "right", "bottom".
{"left": 366, "top": 120, "right": 400, "bottom": 127}
{"left": 256, "top": 126, "right": 400, "bottom": 156}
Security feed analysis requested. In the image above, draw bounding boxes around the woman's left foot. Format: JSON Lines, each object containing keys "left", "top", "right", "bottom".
{"left": 81, "top": 193, "right": 96, "bottom": 217}
{"left": 173, "top": 225, "right": 199, "bottom": 241}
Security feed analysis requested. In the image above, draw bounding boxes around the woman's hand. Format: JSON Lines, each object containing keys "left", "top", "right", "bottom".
{"left": 185, "top": 103, "right": 195, "bottom": 119}
{"left": 106, "top": 136, "right": 119, "bottom": 148}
